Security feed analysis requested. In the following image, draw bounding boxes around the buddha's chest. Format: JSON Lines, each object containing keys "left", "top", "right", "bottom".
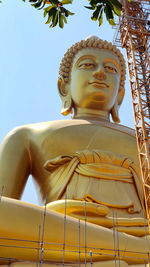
{"left": 41, "top": 124, "right": 138, "bottom": 164}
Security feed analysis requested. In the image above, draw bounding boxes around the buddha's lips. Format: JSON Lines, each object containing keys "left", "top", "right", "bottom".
{"left": 88, "top": 81, "right": 109, "bottom": 88}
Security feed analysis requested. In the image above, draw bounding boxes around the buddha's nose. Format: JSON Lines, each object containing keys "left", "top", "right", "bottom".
{"left": 93, "top": 70, "right": 106, "bottom": 80}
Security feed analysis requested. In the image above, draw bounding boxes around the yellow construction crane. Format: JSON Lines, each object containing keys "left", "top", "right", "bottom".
{"left": 114, "top": 0, "right": 150, "bottom": 218}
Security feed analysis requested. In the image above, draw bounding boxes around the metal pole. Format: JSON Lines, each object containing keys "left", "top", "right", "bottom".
{"left": 143, "top": 212, "right": 150, "bottom": 267}
{"left": 62, "top": 192, "right": 67, "bottom": 267}
{"left": 90, "top": 250, "right": 92, "bottom": 267}
{"left": 37, "top": 225, "right": 41, "bottom": 267}
{"left": 40, "top": 193, "right": 47, "bottom": 267}
{"left": 84, "top": 198, "right": 87, "bottom": 267}
{"left": 116, "top": 212, "right": 120, "bottom": 267}
{"left": 78, "top": 219, "right": 81, "bottom": 267}
{"left": 112, "top": 210, "right": 117, "bottom": 267}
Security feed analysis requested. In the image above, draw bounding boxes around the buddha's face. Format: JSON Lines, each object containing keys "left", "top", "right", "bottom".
{"left": 69, "top": 48, "right": 121, "bottom": 112}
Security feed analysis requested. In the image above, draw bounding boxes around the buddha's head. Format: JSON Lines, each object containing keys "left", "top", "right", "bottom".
{"left": 58, "top": 36, "right": 126, "bottom": 122}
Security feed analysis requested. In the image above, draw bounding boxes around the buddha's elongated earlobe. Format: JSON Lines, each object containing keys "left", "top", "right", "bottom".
{"left": 57, "top": 77, "right": 73, "bottom": 116}
{"left": 111, "top": 101, "right": 120, "bottom": 123}
{"left": 61, "top": 96, "right": 73, "bottom": 116}
{"left": 111, "top": 85, "right": 125, "bottom": 123}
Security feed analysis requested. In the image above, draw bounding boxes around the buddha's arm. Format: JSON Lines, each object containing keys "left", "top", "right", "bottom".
{"left": 0, "top": 127, "right": 31, "bottom": 199}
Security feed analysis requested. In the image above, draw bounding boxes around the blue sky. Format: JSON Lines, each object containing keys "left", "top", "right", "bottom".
{"left": 0, "top": 0, "right": 135, "bottom": 204}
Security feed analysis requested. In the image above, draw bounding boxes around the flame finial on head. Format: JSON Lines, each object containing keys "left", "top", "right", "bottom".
{"left": 85, "top": 35, "right": 100, "bottom": 41}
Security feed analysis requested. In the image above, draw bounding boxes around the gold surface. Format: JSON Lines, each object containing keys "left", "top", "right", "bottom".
{"left": 1, "top": 262, "right": 150, "bottom": 267}
{"left": 0, "top": 37, "right": 149, "bottom": 266}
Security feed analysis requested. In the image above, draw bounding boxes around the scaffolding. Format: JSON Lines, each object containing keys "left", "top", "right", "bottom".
{"left": 114, "top": 0, "right": 150, "bottom": 218}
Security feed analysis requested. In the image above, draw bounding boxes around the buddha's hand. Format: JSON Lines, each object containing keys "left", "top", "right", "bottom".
{"left": 46, "top": 199, "right": 109, "bottom": 218}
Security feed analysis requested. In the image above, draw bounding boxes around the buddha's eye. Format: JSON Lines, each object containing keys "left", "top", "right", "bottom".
{"left": 104, "top": 65, "right": 117, "bottom": 73}
{"left": 78, "top": 63, "right": 95, "bottom": 69}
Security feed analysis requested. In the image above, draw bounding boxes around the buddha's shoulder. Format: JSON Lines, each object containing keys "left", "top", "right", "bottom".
{"left": 4, "top": 119, "right": 135, "bottom": 141}
{"left": 105, "top": 122, "right": 135, "bottom": 138}
{"left": 7, "top": 120, "right": 78, "bottom": 134}
{"left": 3, "top": 120, "right": 78, "bottom": 141}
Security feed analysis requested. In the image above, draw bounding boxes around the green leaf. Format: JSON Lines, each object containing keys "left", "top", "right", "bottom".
{"left": 43, "top": 9, "right": 47, "bottom": 17}
{"left": 60, "top": 7, "right": 74, "bottom": 16}
{"left": 52, "top": 10, "right": 59, "bottom": 26}
{"left": 62, "top": 14, "right": 67, "bottom": 23}
{"left": 51, "top": 2, "right": 57, "bottom": 6}
{"left": 88, "top": 0, "right": 97, "bottom": 8}
{"left": 45, "top": 6, "right": 57, "bottom": 24}
{"left": 59, "top": 13, "right": 64, "bottom": 28}
{"left": 108, "top": 0, "right": 122, "bottom": 10}
{"left": 46, "top": 0, "right": 58, "bottom": 6}
{"left": 46, "top": 14, "right": 53, "bottom": 23}
{"left": 60, "top": 6, "right": 67, "bottom": 15}
{"left": 66, "top": 10, "right": 74, "bottom": 15}
{"left": 44, "top": 5, "right": 53, "bottom": 12}
{"left": 109, "top": 18, "right": 116, "bottom": 25}
{"left": 106, "top": 0, "right": 122, "bottom": 18}
{"left": 113, "top": 5, "right": 121, "bottom": 16}
{"left": 91, "top": 5, "right": 102, "bottom": 21}
{"left": 48, "top": 6, "right": 57, "bottom": 16}
{"left": 60, "top": 6, "right": 69, "bottom": 16}
{"left": 31, "top": 0, "right": 43, "bottom": 8}
{"left": 104, "top": 3, "right": 114, "bottom": 20}
{"left": 105, "top": 0, "right": 113, "bottom": 9}
{"left": 38, "top": 0, "right": 47, "bottom": 10}
{"left": 84, "top": 6, "right": 95, "bottom": 10}
{"left": 61, "top": 0, "right": 72, "bottom": 4}
{"left": 50, "top": 0, "right": 59, "bottom": 4}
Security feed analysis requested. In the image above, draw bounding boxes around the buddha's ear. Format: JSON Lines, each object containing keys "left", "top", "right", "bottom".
{"left": 57, "top": 77, "right": 73, "bottom": 116}
{"left": 57, "top": 76, "right": 69, "bottom": 97}
{"left": 111, "top": 86, "right": 125, "bottom": 123}
{"left": 117, "top": 86, "right": 125, "bottom": 106}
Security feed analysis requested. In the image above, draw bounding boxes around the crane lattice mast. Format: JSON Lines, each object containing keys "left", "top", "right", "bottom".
{"left": 114, "top": 0, "right": 150, "bottom": 217}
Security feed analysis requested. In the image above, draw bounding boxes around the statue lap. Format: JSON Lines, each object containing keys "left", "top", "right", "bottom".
{"left": 1, "top": 262, "right": 149, "bottom": 267}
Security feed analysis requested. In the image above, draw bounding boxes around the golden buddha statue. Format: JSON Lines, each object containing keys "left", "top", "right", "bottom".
{"left": 0, "top": 36, "right": 149, "bottom": 267}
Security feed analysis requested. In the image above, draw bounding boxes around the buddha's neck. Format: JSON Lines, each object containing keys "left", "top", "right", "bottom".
{"left": 73, "top": 107, "right": 110, "bottom": 122}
